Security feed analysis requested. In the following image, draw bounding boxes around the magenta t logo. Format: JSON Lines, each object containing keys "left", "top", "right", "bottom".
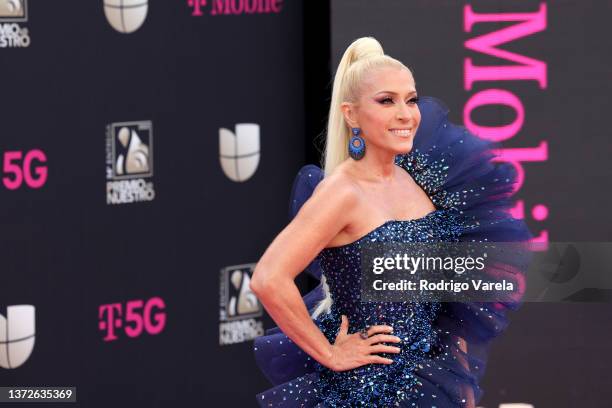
{"left": 98, "top": 303, "right": 122, "bottom": 341}
{"left": 187, "top": 0, "right": 206, "bottom": 16}
{"left": 98, "top": 297, "right": 166, "bottom": 342}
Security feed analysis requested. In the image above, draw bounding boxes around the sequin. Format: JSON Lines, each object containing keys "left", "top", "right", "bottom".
{"left": 254, "top": 96, "right": 531, "bottom": 408}
{"left": 309, "top": 163, "right": 464, "bottom": 406}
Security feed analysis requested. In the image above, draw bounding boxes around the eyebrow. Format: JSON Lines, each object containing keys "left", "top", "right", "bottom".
{"left": 374, "top": 90, "right": 417, "bottom": 97}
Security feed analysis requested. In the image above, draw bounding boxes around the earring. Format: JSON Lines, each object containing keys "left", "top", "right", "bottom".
{"left": 348, "top": 128, "right": 366, "bottom": 160}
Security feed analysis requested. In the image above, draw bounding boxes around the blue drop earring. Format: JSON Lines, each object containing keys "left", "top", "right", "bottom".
{"left": 348, "top": 128, "right": 366, "bottom": 160}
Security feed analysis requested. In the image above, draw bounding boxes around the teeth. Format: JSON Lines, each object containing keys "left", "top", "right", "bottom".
{"left": 391, "top": 129, "right": 412, "bottom": 137}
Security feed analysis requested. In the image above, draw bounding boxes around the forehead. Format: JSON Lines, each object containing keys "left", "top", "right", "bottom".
{"left": 360, "top": 67, "right": 415, "bottom": 95}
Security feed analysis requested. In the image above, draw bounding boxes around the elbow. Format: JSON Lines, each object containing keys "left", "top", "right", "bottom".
{"left": 250, "top": 265, "right": 286, "bottom": 300}
{"left": 249, "top": 275, "right": 264, "bottom": 296}
{"left": 251, "top": 261, "right": 293, "bottom": 300}
{"left": 250, "top": 266, "right": 270, "bottom": 297}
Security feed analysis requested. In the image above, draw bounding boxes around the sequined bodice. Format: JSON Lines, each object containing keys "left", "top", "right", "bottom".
{"left": 254, "top": 96, "right": 531, "bottom": 408}
{"left": 318, "top": 210, "right": 461, "bottom": 328}
{"left": 310, "top": 209, "right": 464, "bottom": 407}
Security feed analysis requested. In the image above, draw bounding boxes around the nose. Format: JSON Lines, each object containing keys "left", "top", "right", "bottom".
{"left": 396, "top": 101, "right": 414, "bottom": 121}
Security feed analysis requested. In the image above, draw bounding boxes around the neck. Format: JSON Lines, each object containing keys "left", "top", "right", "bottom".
{"left": 352, "top": 146, "right": 397, "bottom": 182}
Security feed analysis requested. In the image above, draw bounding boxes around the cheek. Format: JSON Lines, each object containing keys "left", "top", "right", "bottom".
{"left": 363, "top": 111, "right": 389, "bottom": 133}
{"left": 414, "top": 109, "right": 422, "bottom": 127}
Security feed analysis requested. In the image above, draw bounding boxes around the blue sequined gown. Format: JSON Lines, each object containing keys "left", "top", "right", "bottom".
{"left": 254, "top": 97, "right": 531, "bottom": 407}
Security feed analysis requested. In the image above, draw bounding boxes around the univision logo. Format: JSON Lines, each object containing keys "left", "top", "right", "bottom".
{"left": 219, "top": 123, "right": 260, "bottom": 182}
{"left": 0, "top": 305, "right": 35, "bottom": 369}
{"left": 103, "top": 0, "right": 148, "bottom": 34}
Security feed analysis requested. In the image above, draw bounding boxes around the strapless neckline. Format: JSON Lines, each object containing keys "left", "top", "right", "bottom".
{"left": 322, "top": 208, "right": 443, "bottom": 251}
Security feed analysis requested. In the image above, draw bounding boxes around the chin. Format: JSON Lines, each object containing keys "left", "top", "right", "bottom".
{"left": 394, "top": 140, "right": 413, "bottom": 155}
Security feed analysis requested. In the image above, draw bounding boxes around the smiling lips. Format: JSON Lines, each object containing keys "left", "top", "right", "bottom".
{"left": 390, "top": 128, "right": 413, "bottom": 137}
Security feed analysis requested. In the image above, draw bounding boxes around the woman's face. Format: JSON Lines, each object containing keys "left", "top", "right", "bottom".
{"left": 344, "top": 66, "right": 421, "bottom": 156}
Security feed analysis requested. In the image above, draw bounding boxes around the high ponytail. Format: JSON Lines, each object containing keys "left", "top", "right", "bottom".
{"left": 312, "top": 37, "right": 411, "bottom": 318}
{"left": 322, "top": 37, "right": 409, "bottom": 176}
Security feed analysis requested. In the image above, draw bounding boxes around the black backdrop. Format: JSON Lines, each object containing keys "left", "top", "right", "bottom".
{"left": 2, "top": 1, "right": 611, "bottom": 407}
{"left": 1, "top": 0, "right": 304, "bottom": 406}
{"left": 331, "top": 1, "right": 612, "bottom": 407}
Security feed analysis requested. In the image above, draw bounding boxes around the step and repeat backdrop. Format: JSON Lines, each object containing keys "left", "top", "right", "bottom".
{"left": 0, "top": 0, "right": 304, "bottom": 406}
{"left": 331, "top": 0, "right": 612, "bottom": 407}
{"left": 3, "top": 1, "right": 612, "bottom": 407}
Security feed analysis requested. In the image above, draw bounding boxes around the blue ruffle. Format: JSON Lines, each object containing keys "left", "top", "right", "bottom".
{"left": 254, "top": 96, "right": 532, "bottom": 407}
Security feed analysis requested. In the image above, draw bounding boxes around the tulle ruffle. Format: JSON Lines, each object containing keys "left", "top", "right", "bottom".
{"left": 254, "top": 96, "right": 532, "bottom": 407}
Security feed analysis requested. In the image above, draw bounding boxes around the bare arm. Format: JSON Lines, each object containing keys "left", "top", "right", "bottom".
{"left": 250, "top": 175, "right": 400, "bottom": 371}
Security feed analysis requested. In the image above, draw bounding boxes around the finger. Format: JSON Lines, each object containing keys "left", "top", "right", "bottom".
{"left": 367, "top": 334, "right": 401, "bottom": 345}
{"left": 369, "top": 345, "right": 401, "bottom": 354}
{"left": 368, "top": 355, "right": 394, "bottom": 365}
{"left": 339, "top": 315, "right": 349, "bottom": 335}
{"left": 367, "top": 325, "right": 394, "bottom": 337}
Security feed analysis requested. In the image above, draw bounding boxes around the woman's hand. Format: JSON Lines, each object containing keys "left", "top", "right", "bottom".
{"left": 325, "top": 315, "right": 402, "bottom": 372}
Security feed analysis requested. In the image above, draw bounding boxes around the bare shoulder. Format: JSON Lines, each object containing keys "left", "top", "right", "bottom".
{"left": 309, "top": 166, "right": 361, "bottom": 210}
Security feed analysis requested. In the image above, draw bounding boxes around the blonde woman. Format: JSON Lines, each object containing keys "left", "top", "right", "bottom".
{"left": 251, "top": 37, "right": 530, "bottom": 407}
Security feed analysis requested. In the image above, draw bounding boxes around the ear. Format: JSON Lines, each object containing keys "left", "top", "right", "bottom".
{"left": 340, "top": 101, "right": 359, "bottom": 129}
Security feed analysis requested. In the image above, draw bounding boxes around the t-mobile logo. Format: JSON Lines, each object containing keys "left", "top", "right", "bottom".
{"left": 187, "top": 0, "right": 283, "bottom": 16}
{"left": 98, "top": 297, "right": 166, "bottom": 342}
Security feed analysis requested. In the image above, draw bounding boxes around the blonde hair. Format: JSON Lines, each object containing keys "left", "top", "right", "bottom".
{"left": 323, "top": 37, "right": 411, "bottom": 175}
{"left": 312, "top": 37, "right": 412, "bottom": 318}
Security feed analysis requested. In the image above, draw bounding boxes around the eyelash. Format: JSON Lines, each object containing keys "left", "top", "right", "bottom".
{"left": 379, "top": 96, "right": 420, "bottom": 105}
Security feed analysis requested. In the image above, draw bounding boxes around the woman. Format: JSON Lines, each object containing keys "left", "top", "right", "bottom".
{"left": 251, "top": 37, "right": 530, "bottom": 407}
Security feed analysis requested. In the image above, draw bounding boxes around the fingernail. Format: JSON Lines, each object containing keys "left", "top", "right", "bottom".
{"left": 394, "top": 336, "right": 401, "bottom": 342}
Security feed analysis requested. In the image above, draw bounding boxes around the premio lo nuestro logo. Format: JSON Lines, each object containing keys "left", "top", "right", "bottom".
{"left": 219, "top": 264, "right": 264, "bottom": 345}
{"left": 106, "top": 121, "right": 155, "bottom": 205}
{"left": 0, "top": 0, "right": 30, "bottom": 48}
{"left": 0, "top": 305, "right": 35, "bottom": 369}
{"left": 103, "top": 0, "right": 148, "bottom": 34}
{"left": 219, "top": 123, "right": 260, "bottom": 182}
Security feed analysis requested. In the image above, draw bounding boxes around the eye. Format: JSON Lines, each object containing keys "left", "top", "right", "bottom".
{"left": 407, "top": 96, "right": 420, "bottom": 105}
{"left": 378, "top": 97, "right": 394, "bottom": 104}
